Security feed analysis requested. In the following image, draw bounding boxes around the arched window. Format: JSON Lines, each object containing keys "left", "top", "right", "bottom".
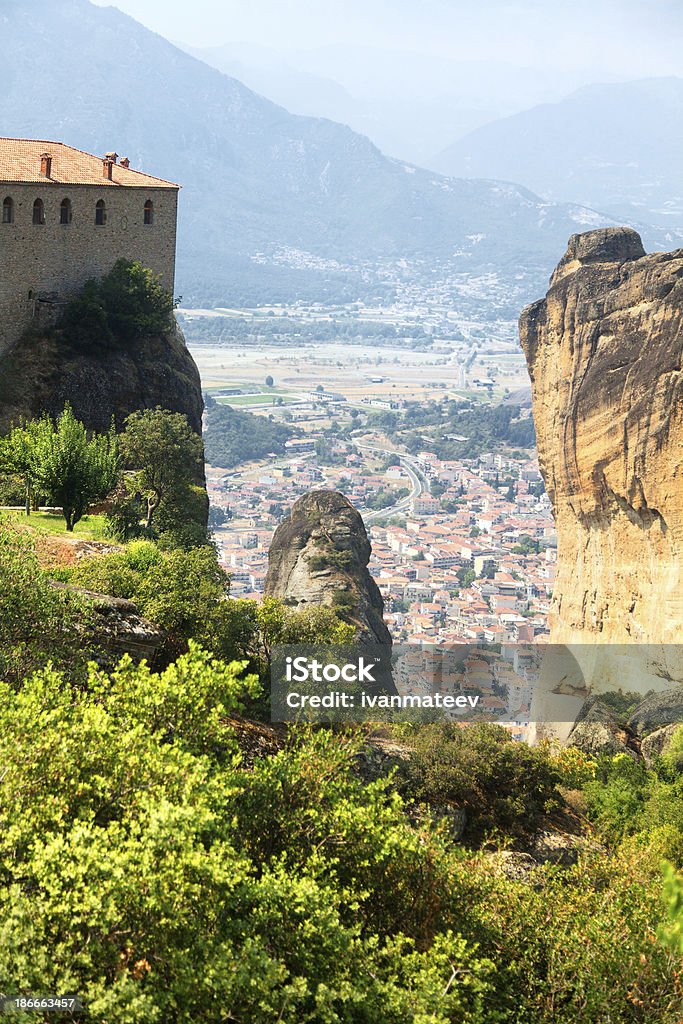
{"left": 95, "top": 199, "right": 107, "bottom": 226}
{"left": 143, "top": 199, "right": 154, "bottom": 225}
{"left": 60, "top": 198, "right": 72, "bottom": 225}
{"left": 32, "top": 198, "right": 45, "bottom": 225}
{"left": 2, "top": 197, "right": 13, "bottom": 224}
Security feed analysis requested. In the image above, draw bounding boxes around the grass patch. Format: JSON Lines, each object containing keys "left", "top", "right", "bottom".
{"left": 2, "top": 510, "right": 108, "bottom": 541}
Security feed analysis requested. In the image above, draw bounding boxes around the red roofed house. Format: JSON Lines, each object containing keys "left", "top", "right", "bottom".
{"left": 0, "top": 138, "right": 179, "bottom": 352}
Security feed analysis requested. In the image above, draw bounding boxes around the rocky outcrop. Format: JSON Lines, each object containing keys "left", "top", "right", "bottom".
{"left": 89, "top": 592, "right": 165, "bottom": 664}
{"left": 520, "top": 228, "right": 683, "bottom": 720}
{"left": 627, "top": 691, "right": 683, "bottom": 737}
{"left": 265, "top": 490, "right": 393, "bottom": 649}
{"left": 0, "top": 320, "right": 203, "bottom": 435}
{"left": 565, "top": 699, "right": 640, "bottom": 759}
{"left": 641, "top": 724, "right": 680, "bottom": 766}
{"left": 49, "top": 583, "right": 165, "bottom": 665}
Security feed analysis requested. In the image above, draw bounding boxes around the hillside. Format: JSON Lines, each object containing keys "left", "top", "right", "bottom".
{"left": 433, "top": 78, "right": 683, "bottom": 243}
{"left": 0, "top": 0, "right": 619, "bottom": 307}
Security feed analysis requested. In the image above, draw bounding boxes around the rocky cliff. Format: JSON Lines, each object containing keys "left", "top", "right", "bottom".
{"left": 0, "top": 320, "right": 203, "bottom": 435}
{"left": 520, "top": 227, "right": 683, "bottom": 712}
{"left": 265, "top": 490, "right": 393, "bottom": 649}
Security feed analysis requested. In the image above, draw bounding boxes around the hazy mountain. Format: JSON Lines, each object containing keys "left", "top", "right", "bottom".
{"left": 184, "top": 41, "right": 598, "bottom": 166}
{"left": 1, "top": 0, "right": 618, "bottom": 306}
{"left": 433, "top": 78, "right": 683, "bottom": 238}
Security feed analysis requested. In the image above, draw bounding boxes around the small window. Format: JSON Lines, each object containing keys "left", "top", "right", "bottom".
{"left": 143, "top": 199, "right": 154, "bottom": 225}
{"left": 95, "top": 199, "right": 107, "bottom": 226}
{"left": 60, "top": 198, "right": 72, "bottom": 225}
{"left": 2, "top": 197, "right": 13, "bottom": 224}
{"left": 32, "top": 198, "right": 45, "bottom": 226}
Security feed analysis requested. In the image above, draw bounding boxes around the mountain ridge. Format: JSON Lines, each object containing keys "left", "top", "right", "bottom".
{"left": 1, "top": 0, "right": 621, "bottom": 306}
{"left": 433, "top": 77, "right": 683, "bottom": 243}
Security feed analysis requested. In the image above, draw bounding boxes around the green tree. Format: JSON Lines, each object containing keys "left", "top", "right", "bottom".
{"left": 35, "top": 407, "right": 119, "bottom": 531}
{"left": 97, "top": 258, "right": 175, "bottom": 339}
{"left": 265, "top": 374, "right": 274, "bottom": 387}
{"left": 59, "top": 259, "right": 174, "bottom": 348}
{"left": 0, "top": 417, "right": 52, "bottom": 515}
{"left": 120, "top": 409, "right": 204, "bottom": 531}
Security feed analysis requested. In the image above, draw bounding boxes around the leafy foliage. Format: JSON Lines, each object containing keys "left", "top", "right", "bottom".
{"left": 1, "top": 408, "right": 119, "bottom": 531}
{"left": 0, "top": 520, "right": 90, "bottom": 682}
{"left": 400, "top": 722, "right": 561, "bottom": 841}
{"left": 61, "top": 548, "right": 354, "bottom": 674}
{"left": 116, "top": 408, "right": 205, "bottom": 540}
{"left": 0, "top": 649, "right": 495, "bottom": 1024}
{"left": 59, "top": 259, "right": 175, "bottom": 348}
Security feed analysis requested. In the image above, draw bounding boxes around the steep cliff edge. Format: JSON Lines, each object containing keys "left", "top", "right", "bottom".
{"left": 265, "top": 490, "right": 393, "bottom": 649}
{"left": 520, "top": 227, "right": 683, "bottom": 703}
{"left": 0, "top": 320, "right": 203, "bottom": 435}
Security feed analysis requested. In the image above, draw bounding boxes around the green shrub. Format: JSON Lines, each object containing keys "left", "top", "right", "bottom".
{"left": 59, "top": 259, "right": 175, "bottom": 350}
{"left": 0, "top": 520, "right": 92, "bottom": 683}
{"left": 621, "top": 824, "right": 683, "bottom": 869}
{"left": 0, "top": 648, "right": 494, "bottom": 1024}
{"left": 401, "top": 722, "right": 561, "bottom": 841}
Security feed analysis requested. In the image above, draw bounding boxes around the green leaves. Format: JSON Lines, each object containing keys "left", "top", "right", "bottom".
{"left": 0, "top": 648, "right": 492, "bottom": 1024}
{"left": 0, "top": 520, "right": 90, "bottom": 682}
{"left": 59, "top": 258, "right": 175, "bottom": 349}
{"left": 1, "top": 407, "right": 119, "bottom": 531}
{"left": 36, "top": 406, "right": 120, "bottom": 531}
{"left": 117, "top": 408, "right": 205, "bottom": 538}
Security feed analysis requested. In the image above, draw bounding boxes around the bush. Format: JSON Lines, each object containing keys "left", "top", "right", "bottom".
{"left": 0, "top": 520, "right": 92, "bottom": 683}
{"left": 401, "top": 722, "right": 561, "bottom": 841}
{"left": 0, "top": 648, "right": 494, "bottom": 1024}
{"left": 621, "top": 824, "right": 683, "bottom": 870}
{"left": 475, "top": 852, "right": 682, "bottom": 1023}
{"left": 59, "top": 259, "right": 175, "bottom": 349}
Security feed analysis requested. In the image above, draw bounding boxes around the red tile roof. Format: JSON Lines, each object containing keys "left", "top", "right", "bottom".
{"left": 0, "top": 139, "right": 179, "bottom": 189}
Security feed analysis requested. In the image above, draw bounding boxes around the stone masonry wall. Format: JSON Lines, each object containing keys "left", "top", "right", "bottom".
{"left": 0, "top": 182, "right": 178, "bottom": 353}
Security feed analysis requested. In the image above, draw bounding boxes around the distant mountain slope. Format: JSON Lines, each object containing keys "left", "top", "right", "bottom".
{"left": 1, "top": 0, "right": 616, "bottom": 305}
{"left": 433, "top": 78, "right": 683, "bottom": 240}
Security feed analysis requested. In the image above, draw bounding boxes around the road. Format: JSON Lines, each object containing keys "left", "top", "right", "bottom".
{"left": 356, "top": 443, "right": 431, "bottom": 524}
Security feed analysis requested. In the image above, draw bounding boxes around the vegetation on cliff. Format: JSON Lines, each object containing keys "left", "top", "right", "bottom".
{"left": 0, "top": 262, "right": 203, "bottom": 436}
{"left": 0, "top": 337, "right": 681, "bottom": 1020}
{"left": 0, "top": 588, "right": 680, "bottom": 1021}
{"left": 1, "top": 480, "right": 681, "bottom": 1022}
{"left": 58, "top": 259, "right": 176, "bottom": 350}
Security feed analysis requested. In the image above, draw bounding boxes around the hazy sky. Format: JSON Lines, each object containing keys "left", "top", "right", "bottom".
{"left": 90, "top": 0, "right": 683, "bottom": 75}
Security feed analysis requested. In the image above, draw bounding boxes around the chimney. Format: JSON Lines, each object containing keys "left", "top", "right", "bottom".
{"left": 119, "top": 157, "right": 130, "bottom": 169}
{"left": 40, "top": 152, "right": 53, "bottom": 178}
{"left": 102, "top": 157, "right": 114, "bottom": 181}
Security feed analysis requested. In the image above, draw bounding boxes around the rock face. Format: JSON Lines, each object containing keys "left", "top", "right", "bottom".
{"left": 566, "top": 701, "right": 639, "bottom": 759}
{"left": 0, "top": 320, "right": 203, "bottom": 435}
{"left": 89, "top": 593, "right": 165, "bottom": 665}
{"left": 265, "top": 490, "right": 393, "bottom": 649}
{"left": 520, "top": 228, "right": 683, "bottom": 716}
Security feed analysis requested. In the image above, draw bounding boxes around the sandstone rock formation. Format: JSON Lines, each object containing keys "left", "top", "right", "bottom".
{"left": 520, "top": 227, "right": 683, "bottom": 723}
{"left": 0, "top": 320, "right": 203, "bottom": 435}
{"left": 265, "top": 490, "right": 392, "bottom": 649}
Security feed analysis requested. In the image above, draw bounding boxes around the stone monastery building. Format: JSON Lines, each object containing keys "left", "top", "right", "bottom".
{"left": 0, "top": 138, "right": 179, "bottom": 353}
